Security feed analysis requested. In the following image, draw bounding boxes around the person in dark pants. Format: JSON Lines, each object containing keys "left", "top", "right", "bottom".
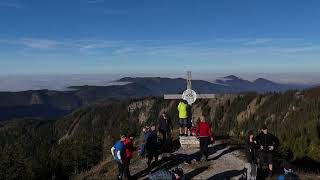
{"left": 186, "top": 105, "right": 193, "bottom": 136}
{"left": 196, "top": 116, "right": 213, "bottom": 161}
{"left": 178, "top": 100, "right": 188, "bottom": 136}
{"left": 146, "top": 124, "right": 159, "bottom": 172}
{"left": 111, "top": 134, "right": 127, "bottom": 180}
{"left": 245, "top": 130, "right": 257, "bottom": 163}
{"left": 255, "top": 126, "right": 279, "bottom": 178}
{"left": 124, "top": 135, "right": 136, "bottom": 179}
{"left": 158, "top": 112, "right": 172, "bottom": 142}
{"left": 244, "top": 130, "right": 258, "bottom": 180}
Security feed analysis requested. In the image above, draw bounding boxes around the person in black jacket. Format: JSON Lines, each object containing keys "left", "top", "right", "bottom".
{"left": 146, "top": 124, "right": 159, "bottom": 172}
{"left": 158, "top": 112, "right": 172, "bottom": 141}
{"left": 245, "top": 130, "right": 257, "bottom": 163}
{"left": 255, "top": 126, "right": 279, "bottom": 177}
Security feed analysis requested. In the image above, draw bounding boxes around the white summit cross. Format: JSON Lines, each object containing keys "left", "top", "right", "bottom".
{"left": 164, "top": 71, "right": 216, "bottom": 105}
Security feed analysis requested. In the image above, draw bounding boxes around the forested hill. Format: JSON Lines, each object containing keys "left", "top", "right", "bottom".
{"left": 1, "top": 87, "right": 320, "bottom": 179}
{"left": 0, "top": 75, "right": 311, "bottom": 121}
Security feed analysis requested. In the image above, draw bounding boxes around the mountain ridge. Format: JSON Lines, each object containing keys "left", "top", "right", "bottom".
{"left": 0, "top": 75, "right": 313, "bottom": 121}
{"left": 1, "top": 87, "right": 320, "bottom": 179}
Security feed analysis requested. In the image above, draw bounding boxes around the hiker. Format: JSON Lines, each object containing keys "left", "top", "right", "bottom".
{"left": 138, "top": 126, "right": 149, "bottom": 157}
{"left": 186, "top": 105, "right": 193, "bottom": 136}
{"left": 124, "top": 134, "right": 136, "bottom": 179}
{"left": 146, "top": 124, "right": 159, "bottom": 172}
{"left": 111, "top": 134, "right": 127, "bottom": 180}
{"left": 255, "top": 126, "right": 279, "bottom": 178}
{"left": 278, "top": 163, "right": 300, "bottom": 180}
{"left": 158, "top": 112, "right": 172, "bottom": 141}
{"left": 245, "top": 130, "right": 257, "bottom": 163}
{"left": 196, "top": 116, "right": 214, "bottom": 161}
{"left": 178, "top": 100, "right": 188, "bottom": 136}
{"left": 158, "top": 112, "right": 173, "bottom": 153}
{"left": 244, "top": 130, "right": 258, "bottom": 180}
{"left": 147, "top": 167, "right": 184, "bottom": 180}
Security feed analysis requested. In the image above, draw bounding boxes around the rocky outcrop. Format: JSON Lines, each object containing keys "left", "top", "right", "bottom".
{"left": 236, "top": 96, "right": 267, "bottom": 123}
{"left": 128, "top": 99, "right": 156, "bottom": 124}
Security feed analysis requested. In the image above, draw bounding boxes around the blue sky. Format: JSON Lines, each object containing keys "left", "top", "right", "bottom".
{"left": 0, "top": 0, "right": 320, "bottom": 77}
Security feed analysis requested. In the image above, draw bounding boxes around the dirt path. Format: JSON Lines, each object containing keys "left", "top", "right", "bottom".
{"left": 130, "top": 140, "right": 247, "bottom": 180}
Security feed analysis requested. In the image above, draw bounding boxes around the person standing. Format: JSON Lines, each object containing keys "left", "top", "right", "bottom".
{"left": 245, "top": 130, "right": 257, "bottom": 163}
{"left": 245, "top": 130, "right": 258, "bottom": 180}
{"left": 146, "top": 124, "right": 159, "bottom": 172}
{"left": 111, "top": 134, "right": 127, "bottom": 180}
{"left": 255, "top": 126, "right": 279, "bottom": 178}
{"left": 124, "top": 135, "right": 136, "bottom": 179}
{"left": 158, "top": 112, "right": 172, "bottom": 141}
{"left": 196, "top": 116, "right": 213, "bottom": 161}
{"left": 178, "top": 100, "right": 188, "bottom": 136}
{"left": 186, "top": 105, "right": 193, "bottom": 136}
{"left": 138, "top": 126, "right": 149, "bottom": 157}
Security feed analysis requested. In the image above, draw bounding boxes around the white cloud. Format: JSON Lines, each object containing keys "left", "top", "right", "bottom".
{"left": 20, "top": 38, "right": 60, "bottom": 49}
{"left": 243, "top": 38, "right": 272, "bottom": 45}
{"left": 0, "top": 0, "right": 22, "bottom": 8}
{"left": 1, "top": 37, "right": 320, "bottom": 61}
{"left": 0, "top": 38, "right": 60, "bottom": 50}
{"left": 87, "top": 0, "right": 105, "bottom": 3}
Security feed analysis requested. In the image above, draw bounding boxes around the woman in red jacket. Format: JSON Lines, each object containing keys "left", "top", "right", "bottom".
{"left": 196, "top": 116, "right": 214, "bottom": 161}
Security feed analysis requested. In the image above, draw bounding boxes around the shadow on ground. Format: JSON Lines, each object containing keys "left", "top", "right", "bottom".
{"left": 184, "top": 166, "right": 209, "bottom": 180}
{"left": 132, "top": 138, "right": 241, "bottom": 179}
{"left": 207, "top": 170, "right": 245, "bottom": 180}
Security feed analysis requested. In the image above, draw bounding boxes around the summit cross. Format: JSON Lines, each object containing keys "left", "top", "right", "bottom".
{"left": 163, "top": 71, "right": 216, "bottom": 105}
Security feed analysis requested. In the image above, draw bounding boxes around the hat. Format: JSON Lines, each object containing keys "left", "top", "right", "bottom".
{"left": 261, "top": 125, "right": 268, "bottom": 130}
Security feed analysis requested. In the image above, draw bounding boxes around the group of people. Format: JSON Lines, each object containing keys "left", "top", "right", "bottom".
{"left": 111, "top": 111, "right": 174, "bottom": 180}
{"left": 111, "top": 100, "right": 299, "bottom": 180}
{"left": 111, "top": 109, "right": 215, "bottom": 180}
{"left": 245, "top": 126, "right": 279, "bottom": 178}
{"left": 245, "top": 126, "right": 299, "bottom": 179}
{"left": 110, "top": 134, "right": 136, "bottom": 180}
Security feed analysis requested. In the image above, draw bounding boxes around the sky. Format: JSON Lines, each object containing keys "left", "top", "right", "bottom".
{"left": 0, "top": 0, "right": 320, "bottom": 87}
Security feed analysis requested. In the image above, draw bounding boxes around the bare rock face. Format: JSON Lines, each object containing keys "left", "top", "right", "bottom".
{"left": 128, "top": 99, "right": 156, "bottom": 124}
{"left": 236, "top": 96, "right": 267, "bottom": 123}
{"left": 160, "top": 101, "right": 176, "bottom": 115}
{"left": 192, "top": 103, "right": 203, "bottom": 123}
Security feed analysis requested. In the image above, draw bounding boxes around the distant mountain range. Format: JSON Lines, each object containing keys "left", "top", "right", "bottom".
{"left": 0, "top": 75, "right": 313, "bottom": 120}
{"left": 117, "top": 75, "right": 309, "bottom": 94}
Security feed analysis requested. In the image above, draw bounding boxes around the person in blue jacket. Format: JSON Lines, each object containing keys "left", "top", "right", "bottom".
{"left": 111, "top": 134, "right": 127, "bottom": 180}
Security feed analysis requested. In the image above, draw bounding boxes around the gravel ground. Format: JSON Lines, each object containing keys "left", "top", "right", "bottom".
{"left": 131, "top": 140, "right": 247, "bottom": 180}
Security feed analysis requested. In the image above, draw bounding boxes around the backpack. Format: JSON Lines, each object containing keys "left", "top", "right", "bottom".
{"left": 147, "top": 169, "right": 175, "bottom": 180}
{"left": 278, "top": 172, "right": 300, "bottom": 180}
{"left": 284, "top": 172, "right": 299, "bottom": 180}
